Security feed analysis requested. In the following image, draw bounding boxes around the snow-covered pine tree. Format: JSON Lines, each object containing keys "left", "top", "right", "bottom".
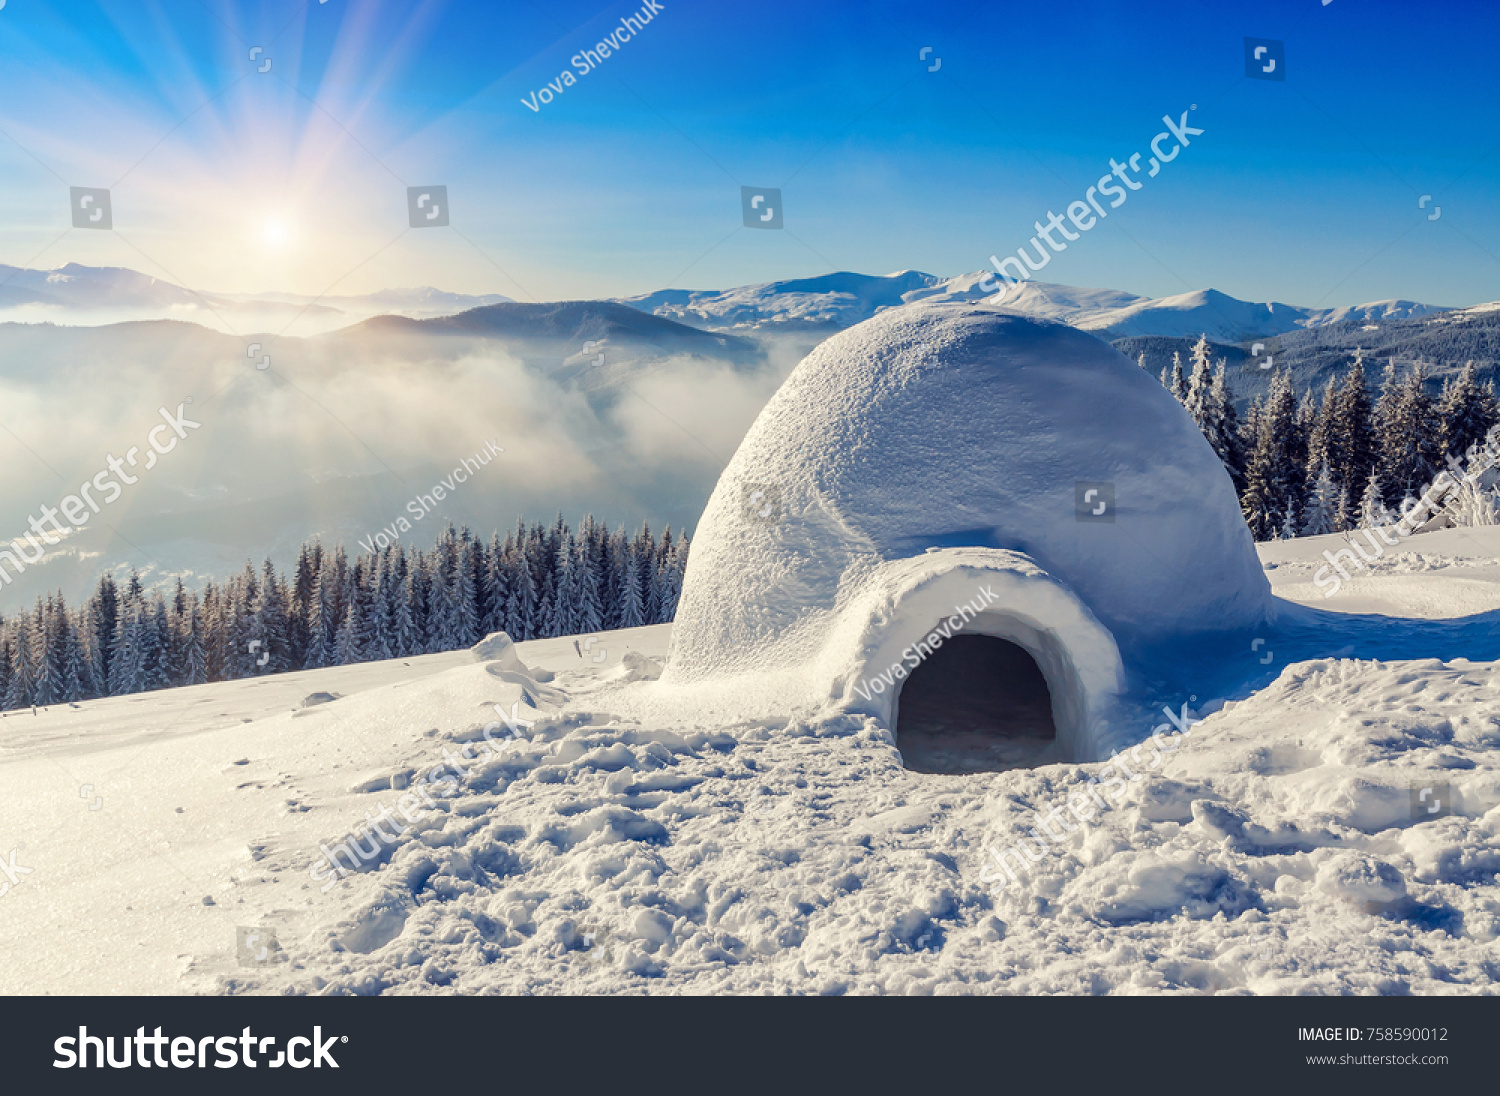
{"left": 332, "top": 599, "right": 361, "bottom": 666}
{"left": 1359, "top": 469, "right": 1390, "bottom": 529}
{"left": 617, "top": 537, "right": 646, "bottom": 630}
{"left": 256, "top": 559, "right": 292, "bottom": 673}
{"left": 289, "top": 543, "right": 317, "bottom": 669}
{"left": 576, "top": 534, "right": 605, "bottom": 635}
{"left": 512, "top": 543, "right": 539, "bottom": 641}
{"left": 483, "top": 533, "right": 509, "bottom": 635}
{"left": 1382, "top": 364, "right": 1441, "bottom": 501}
{"left": 142, "top": 595, "right": 172, "bottom": 692}
{"left": 90, "top": 572, "right": 118, "bottom": 694}
{"left": 1438, "top": 361, "right": 1499, "bottom": 463}
{"left": 303, "top": 565, "right": 331, "bottom": 669}
{"left": 1301, "top": 461, "right": 1340, "bottom": 536}
{"left": 1329, "top": 351, "right": 1376, "bottom": 507}
{"left": 1303, "top": 377, "right": 1339, "bottom": 492}
{"left": 454, "top": 536, "right": 483, "bottom": 647}
{"left": 202, "top": 582, "right": 228, "bottom": 682}
{"left": 4, "top": 623, "right": 34, "bottom": 709}
{"left": 183, "top": 602, "right": 208, "bottom": 686}
{"left": 1210, "top": 362, "right": 1247, "bottom": 491}
{"left": 1183, "top": 335, "right": 1215, "bottom": 425}
{"left": 657, "top": 532, "right": 687, "bottom": 620}
{"left": 394, "top": 567, "right": 421, "bottom": 656}
{"left": 351, "top": 561, "right": 380, "bottom": 658}
{"left": 27, "top": 598, "right": 55, "bottom": 706}
{"left": 1371, "top": 358, "right": 1402, "bottom": 488}
{"left": 1277, "top": 506, "right": 1299, "bottom": 541}
{"left": 365, "top": 554, "right": 394, "bottom": 662}
{"left": 1169, "top": 351, "right": 1186, "bottom": 404}
{"left": 110, "top": 592, "right": 144, "bottom": 696}
{"left": 1240, "top": 370, "right": 1300, "bottom": 540}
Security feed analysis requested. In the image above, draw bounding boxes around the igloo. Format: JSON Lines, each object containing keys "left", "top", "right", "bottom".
{"left": 662, "top": 303, "right": 1272, "bottom": 769}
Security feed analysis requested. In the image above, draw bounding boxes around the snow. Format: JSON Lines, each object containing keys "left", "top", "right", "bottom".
{"left": 3, "top": 527, "right": 1500, "bottom": 994}
{"left": 4, "top": 308, "right": 1499, "bottom": 996}
{"left": 619, "top": 269, "right": 1450, "bottom": 343}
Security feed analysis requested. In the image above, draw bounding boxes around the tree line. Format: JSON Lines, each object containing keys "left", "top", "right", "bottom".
{"left": 0, "top": 516, "right": 689, "bottom": 710}
{"left": 1153, "top": 337, "right": 1500, "bottom": 540}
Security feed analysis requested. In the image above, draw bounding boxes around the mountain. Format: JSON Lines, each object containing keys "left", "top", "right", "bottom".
{"left": 1073, "top": 287, "right": 1447, "bottom": 342}
{"left": 0, "top": 263, "right": 513, "bottom": 335}
{"left": 618, "top": 270, "right": 1450, "bottom": 343}
{"left": 620, "top": 270, "right": 947, "bottom": 331}
{"left": 0, "top": 262, "right": 224, "bottom": 311}
{"left": 1, "top": 261, "right": 1454, "bottom": 346}
{"left": 340, "top": 300, "right": 762, "bottom": 368}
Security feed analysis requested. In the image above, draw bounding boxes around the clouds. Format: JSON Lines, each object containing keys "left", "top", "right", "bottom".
{"left": 0, "top": 319, "right": 800, "bottom": 611}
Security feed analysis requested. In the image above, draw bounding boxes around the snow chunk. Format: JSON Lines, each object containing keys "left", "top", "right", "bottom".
{"left": 1316, "top": 853, "right": 1407, "bottom": 907}
{"left": 471, "top": 631, "right": 532, "bottom": 674}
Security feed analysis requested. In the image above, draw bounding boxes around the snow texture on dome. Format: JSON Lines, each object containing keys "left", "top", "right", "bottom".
{"left": 662, "top": 303, "right": 1272, "bottom": 756}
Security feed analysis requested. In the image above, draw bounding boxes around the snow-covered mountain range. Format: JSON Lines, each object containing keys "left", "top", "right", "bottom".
{"left": 619, "top": 271, "right": 1451, "bottom": 342}
{"left": 0, "top": 261, "right": 1465, "bottom": 343}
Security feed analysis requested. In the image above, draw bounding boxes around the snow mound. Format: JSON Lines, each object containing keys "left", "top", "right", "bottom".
{"left": 662, "top": 304, "right": 1270, "bottom": 754}
{"left": 471, "top": 631, "right": 531, "bottom": 672}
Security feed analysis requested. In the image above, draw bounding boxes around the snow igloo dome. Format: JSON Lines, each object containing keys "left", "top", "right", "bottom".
{"left": 663, "top": 303, "right": 1271, "bottom": 769}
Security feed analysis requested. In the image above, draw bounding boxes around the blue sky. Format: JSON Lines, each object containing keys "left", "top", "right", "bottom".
{"left": 0, "top": 0, "right": 1495, "bottom": 307}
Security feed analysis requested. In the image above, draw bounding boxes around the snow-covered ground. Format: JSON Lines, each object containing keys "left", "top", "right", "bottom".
{"left": 2, "top": 534, "right": 1499, "bottom": 996}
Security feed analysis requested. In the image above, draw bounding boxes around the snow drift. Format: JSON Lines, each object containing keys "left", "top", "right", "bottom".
{"left": 662, "top": 304, "right": 1272, "bottom": 761}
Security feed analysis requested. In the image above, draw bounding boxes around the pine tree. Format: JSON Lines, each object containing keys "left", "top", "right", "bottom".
{"left": 1360, "top": 469, "right": 1390, "bottom": 529}
{"left": 30, "top": 598, "right": 56, "bottom": 706}
{"left": 1183, "top": 335, "right": 1215, "bottom": 424}
{"left": 576, "top": 535, "right": 605, "bottom": 635}
{"left": 1329, "top": 351, "right": 1376, "bottom": 507}
{"left": 657, "top": 532, "right": 687, "bottom": 620}
{"left": 256, "top": 559, "right": 291, "bottom": 673}
{"left": 454, "top": 537, "right": 483, "bottom": 646}
{"left": 1304, "top": 377, "right": 1339, "bottom": 491}
{"left": 183, "top": 603, "right": 208, "bottom": 686}
{"left": 290, "top": 543, "right": 317, "bottom": 669}
{"left": 393, "top": 564, "right": 421, "bottom": 657}
{"left": 365, "top": 554, "right": 394, "bottom": 662}
{"left": 304, "top": 565, "right": 331, "bottom": 670}
{"left": 1381, "top": 364, "right": 1441, "bottom": 502}
{"left": 5, "top": 623, "right": 34, "bottom": 709}
{"left": 1438, "top": 361, "right": 1499, "bottom": 463}
{"left": 617, "top": 539, "right": 646, "bottom": 629}
{"left": 1240, "top": 370, "right": 1301, "bottom": 540}
{"left": 1211, "top": 363, "right": 1247, "bottom": 491}
{"left": 1301, "top": 462, "right": 1340, "bottom": 536}
{"left": 91, "top": 572, "right": 118, "bottom": 694}
{"left": 332, "top": 599, "right": 361, "bottom": 666}
{"left": 1277, "top": 507, "right": 1299, "bottom": 541}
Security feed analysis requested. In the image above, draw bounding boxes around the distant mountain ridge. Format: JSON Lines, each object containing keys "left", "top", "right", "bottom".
{"left": 618, "top": 271, "right": 1454, "bottom": 343}
{"left": 0, "top": 262, "right": 514, "bottom": 332}
{"left": 0, "top": 260, "right": 1476, "bottom": 345}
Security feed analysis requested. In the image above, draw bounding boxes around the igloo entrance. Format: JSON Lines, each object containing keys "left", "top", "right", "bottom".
{"left": 894, "top": 634, "right": 1058, "bottom": 774}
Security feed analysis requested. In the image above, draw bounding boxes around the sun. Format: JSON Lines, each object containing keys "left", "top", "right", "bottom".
{"left": 258, "top": 218, "right": 295, "bottom": 252}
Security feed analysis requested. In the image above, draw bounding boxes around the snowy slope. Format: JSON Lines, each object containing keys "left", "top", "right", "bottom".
{"left": 2, "top": 528, "right": 1499, "bottom": 995}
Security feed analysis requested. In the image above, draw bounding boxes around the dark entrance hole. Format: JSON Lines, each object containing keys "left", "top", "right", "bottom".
{"left": 895, "top": 634, "right": 1057, "bottom": 774}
